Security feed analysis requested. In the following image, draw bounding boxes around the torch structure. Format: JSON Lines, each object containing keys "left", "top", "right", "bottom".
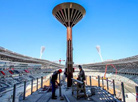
{"left": 52, "top": 2, "right": 86, "bottom": 87}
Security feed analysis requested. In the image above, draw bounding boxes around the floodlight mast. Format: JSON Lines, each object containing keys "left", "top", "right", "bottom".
{"left": 52, "top": 2, "right": 86, "bottom": 87}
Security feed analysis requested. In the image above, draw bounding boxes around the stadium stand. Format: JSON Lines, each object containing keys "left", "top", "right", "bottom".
{"left": 82, "top": 55, "right": 138, "bottom": 85}
{"left": 0, "top": 46, "right": 64, "bottom": 93}
{"left": 1, "top": 46, "right": 138, "bottom": 96}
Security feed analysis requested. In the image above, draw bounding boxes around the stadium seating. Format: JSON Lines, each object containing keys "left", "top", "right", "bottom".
{"left": 0, "top": 66, "right": 54, "bottom": 93}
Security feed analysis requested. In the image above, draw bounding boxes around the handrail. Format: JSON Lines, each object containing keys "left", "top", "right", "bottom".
{"left": 63, "top": 94, "right": 70, "bottom": 102}
{"left": 71, "top": 78, "right": 83, "bottom": 84}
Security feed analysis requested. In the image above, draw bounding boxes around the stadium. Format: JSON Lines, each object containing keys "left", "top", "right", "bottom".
{"left": 0, "top": 46, "right": 138, "bottom": 102}
{"left": 0, "top": 1, "right": 138, "bottom": 102}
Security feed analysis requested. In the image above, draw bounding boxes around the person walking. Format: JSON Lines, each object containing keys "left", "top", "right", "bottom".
{"left": 51, "top": 69, "right": 62, "bottom": 99}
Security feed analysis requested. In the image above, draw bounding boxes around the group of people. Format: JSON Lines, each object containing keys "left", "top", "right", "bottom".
{"left": 51, "top": 65, "right": 85, "bottom": 99}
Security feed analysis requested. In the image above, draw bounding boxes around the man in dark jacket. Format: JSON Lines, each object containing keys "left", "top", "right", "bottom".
{"left": 51, "top": 69, "right": 62, "bottom": 99}
{"left": 78, "top": 65, "right": 86, "bottom": 82}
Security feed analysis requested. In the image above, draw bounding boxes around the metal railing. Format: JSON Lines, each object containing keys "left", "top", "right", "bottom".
{"left": 83, "top": 75, "right": 137, "bottom": 102}
{"left": 9, "top": 74, "right": 138, "bottom": 102}
{"left": 11, "top": 75, "right": 51, "bottom": 102}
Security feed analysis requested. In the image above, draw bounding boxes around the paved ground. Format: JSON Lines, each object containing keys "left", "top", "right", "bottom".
{"left": 20, "top": 83, "right": 120, "bottom": 102}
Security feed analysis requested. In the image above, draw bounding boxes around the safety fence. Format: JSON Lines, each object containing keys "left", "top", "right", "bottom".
{"left": 5, "top": 74, "right": 138, "bottom": 102}
{"left": 84, "top": 75, "right": 137, "bottom": 102}
{"left": 11, "top": 75, "right": 51, "bottom": 102}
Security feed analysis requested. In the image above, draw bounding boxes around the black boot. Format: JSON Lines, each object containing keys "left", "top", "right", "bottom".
{"left": 52, "top": 93, "right": 57, "bottom": 99}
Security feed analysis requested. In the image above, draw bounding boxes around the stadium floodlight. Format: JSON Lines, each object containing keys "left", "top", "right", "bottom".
{"left": 52, "top": 2, "right": 86, "bottom": 87}
{"left": 40, "top": 46, "right": 45, "bottom": 59}
{"left": 96, "top": 45, "right": 103, "bottom": 62}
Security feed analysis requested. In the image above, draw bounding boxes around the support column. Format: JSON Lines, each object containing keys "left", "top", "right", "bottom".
{"left": 67, "top": 27, "right": 73, "bottom": 87}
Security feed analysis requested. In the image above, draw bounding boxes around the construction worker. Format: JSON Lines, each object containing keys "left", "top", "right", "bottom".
{"left": 77, "top": 65, "right": 86, "bottom": 82}
{"left": 51, "top": 69, "right": 62, "bottom": 99}
{"left": 77, "top": 65, "right": 86, "bottom": 93}
{"left": 61, "top": 71, "right": 67, "bottom": 87}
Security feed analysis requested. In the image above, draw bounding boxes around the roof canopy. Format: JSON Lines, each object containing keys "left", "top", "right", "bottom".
{"left": 52, "top": 2, "right": 86, "bottom": 27}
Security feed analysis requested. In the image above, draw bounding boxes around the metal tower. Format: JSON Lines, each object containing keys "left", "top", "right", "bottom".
{"left": 52, "top": 2, "right": 86, "bottom": 87}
